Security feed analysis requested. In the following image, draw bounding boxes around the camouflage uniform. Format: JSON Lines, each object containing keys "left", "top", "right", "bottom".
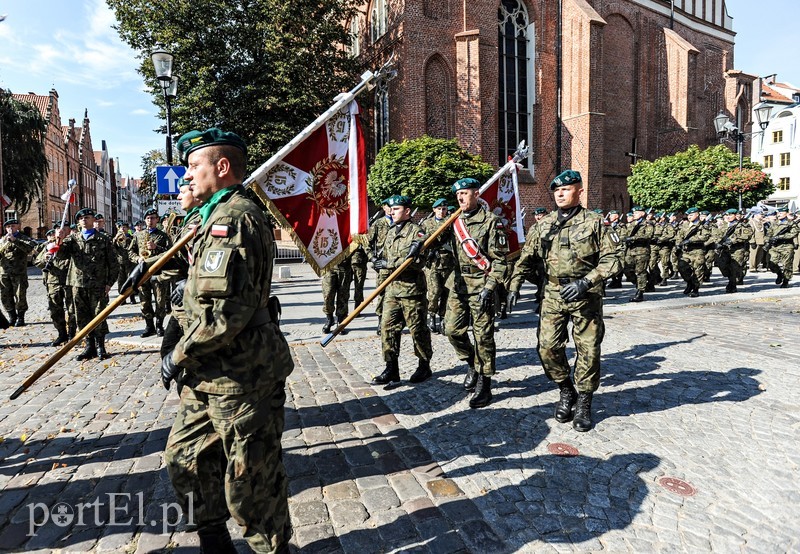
{"left": 702, "top": 218, "right": 717, "bottom": 281}
{"left": 536, "top": 207, "right": 620, "bottom": 393}
{"left": 381, "top": 219, "right": 432, "bottom": 364}
{"left": 113, "top": 229, "right": 135, "bottom": 299}
{"left": 656, "top": 221, "right": 677, "bottom": 283}
{"left": 350, "top": 243, "right": 368, "bottom": 306}
{"left": 322, "top": 256, "right": 353, "bottom": 323}
{"left": 443, "top": 207, "right": 508, "bottom": 376}
{"left": 675, "top": 217, "right": 712, "bottom": 296}
{"left": 34, "top": 239, "right": 71, "bottom": 341}
{"left": 621, "top": 217, "right": 653, "bottom": 296}
{"left": 366, "top": 215, "right": 392, "bottom": 318}
{"left": 165, "top": 185, "right": 293, "bottom": 553}
{"left": 128, "top": 227, "right": 172, "bottom": 323}
{"left": 421, "top": 215, "right": 455, "bottom": 327}
{"left": 765, "top": 214, "right": 799, "bottom": 286}
{"left": 56, "top": 229, "right": 119, "bottom": 339}
{"left": 0, "top": 230, "right": 36, "bottom": 322}
{"left": 715, "top": 217, "right": 754, "bottom": 292}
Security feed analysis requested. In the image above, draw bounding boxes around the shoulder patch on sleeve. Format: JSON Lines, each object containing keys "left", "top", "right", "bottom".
{"left": 211, "top": 224, "right": 230, "bottom": 238}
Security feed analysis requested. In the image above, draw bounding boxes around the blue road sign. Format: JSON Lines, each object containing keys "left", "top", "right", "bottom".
{"left": 156, "top": 165, "right": 187, "bottom": 195}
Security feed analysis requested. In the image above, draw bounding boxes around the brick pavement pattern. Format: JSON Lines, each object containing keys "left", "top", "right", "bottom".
{"left": 0, "top": 265, "right": 799, "bottom": 552}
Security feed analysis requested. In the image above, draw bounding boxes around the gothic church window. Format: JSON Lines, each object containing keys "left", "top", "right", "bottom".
{"left": 498, "top": 0, "right": 535, "bottom": 168}
{"left": 349, "top": 15, "right": 363, "bottom": 57}
{"left": 370, "top": 0, "right": 387, "bottom": 43}
{"left": 375, "top": 88, "right": 390, "bottom": 152}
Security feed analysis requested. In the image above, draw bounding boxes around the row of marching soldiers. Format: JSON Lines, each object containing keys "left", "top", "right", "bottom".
{"left": 601, "top": 205, "right": 799, "bottom": 300}
{"left": 0, "top": 206, "right": 188, "bottom": 360}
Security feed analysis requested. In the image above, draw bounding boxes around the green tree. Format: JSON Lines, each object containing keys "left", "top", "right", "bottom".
{"left": 138, "top": 148, "right": 166, "bottom": 200}
{"left": 368, "top": 136, "right": 495, "bottom": 209}
{"left": 107, "top": 0, "right": 362, "bottom": 173}
{"left": 0, "top": 89, "right": 48, "bottom": 214}
{"left": 627, "top": 144, "right": 774, "bottom": 211}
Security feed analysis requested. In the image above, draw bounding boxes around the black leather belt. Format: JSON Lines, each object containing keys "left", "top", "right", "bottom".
{"left": 460, "top": 264, "right": 484, "bottom": 275}
{"left": 547, "top": 276, "right": 574, "bottom": 286}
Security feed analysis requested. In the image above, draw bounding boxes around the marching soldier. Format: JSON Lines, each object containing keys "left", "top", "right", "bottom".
{"left": 162, "top": 128, "right": 294, "bottom": 552}
{"left": 656, "top": 213, "right": 678, "bottom": 285}
{"left": 321, "top": 255, "right": 353, "bottom": 333}
{"left": 366, "top": 199, "right": 392, "bottom": 332}
{"left": 442, "top": 178, "right": 508, "bottom": 409}
{"left": 371, "top": 195, "right": 432, "bottom": 385}
{"left": 622, "top": 206, "right": 653, "bottom": 302}
{"left": 604, "top": 211, "right": 625, "bottom": 289}
{"left": 114, "top": 221, "right": 136, "bottom": 303}
{"left": 520, "top": 170, "right": 620, "bottom": 431}
{"left": 421, "top": 198, "right": 454, "bottom": 334}
{"left": 699, "top": 210, "right": 716, "bottom": 282}
{"left": 129, "top": 207, "right": 172, "bottom": 337}
{"left": 765, "top": 206, "right": 799, "bottom": 288}
{"left": 55, "top": 208, "right": 119, "bottom": 360}
{"left": 675, "top": 207, "right": 712, "bottom": 297}
{"left": 34, "top": 227, "right": 71, "bottom": 345}
{"left": 715, "top": 208, "right": 753, "bottom": 293}
{"left": 0, "top": 218, "right": 37, "bottom": 326}
{"left": 93, "top": 213, "right": 108, "bottom": 234}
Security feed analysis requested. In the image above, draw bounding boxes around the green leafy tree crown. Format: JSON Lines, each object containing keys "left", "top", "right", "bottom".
{"left": 627, "top": 144, "right": 774, "bottom": 211}
{"left": 368, "top": 136, "right": 495, "bottom": 209}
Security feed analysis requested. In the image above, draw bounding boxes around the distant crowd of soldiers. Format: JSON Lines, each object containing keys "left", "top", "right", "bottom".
{"left": 0, "top": 209, "right": 188, "bottom": 358}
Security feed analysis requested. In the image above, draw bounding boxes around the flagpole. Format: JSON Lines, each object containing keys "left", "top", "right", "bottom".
{"left": 321, "top": 142, "right": 529, "bottom": 347}
{"left": 245, "top": 58, "right": 397, "bottom": 188}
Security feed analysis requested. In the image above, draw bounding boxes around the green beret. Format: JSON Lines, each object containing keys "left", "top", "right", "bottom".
{"left": 534, "top": 207, "right": 547, "bottom": 214}
{"left": 176, "top": 127, "right": 247, "bottom": 164}
{"left": 54, "top": 221, "right": 63, "bottom": 228}
{"left": 448, "top": 205, "right": 456, "bottom": 212}
{"left": 725, "top": 208, "right": 738, "bottom": 215}
{"left": 3, "top": 218, "right": 19, "bottom": 226}
{"left": 134, "top": 220, "right": 144, "bottom": 226}
{"left": 144, "top": 208, "right": 159, "bottom": 218}
{"left": 777, "top": 206, "right": 789, "bottom": 212}
{"left": 432, "top": 198, "right": 448, "bottom": 209}
{"left": 550, "top": 170, "right": 581, "bottom": 190}
{"left": 685, "top": 207, "right": 699, "bottom": 214}
{"left": 626, "top": 212, "right": 633, "bottom": 217}
{"left": 380, "top": 197, "right": 391, "bottom": 206}
{"left": 177, "top": 177, "right": 190, "bottom": 188}
{"left": 70, "top": 224, "right": 77, "bottom": 230}
{"left": 593, "top": 208, "right": 603, "bottom": 214}
{"left": 608, "top": 210, "right": 618, "bottom": 215}
{"left": 632, "top": 205, "right": 644, "bottom": 212}
{"left": 386, "top": 195, "right": 412, "bottom": 208}
{"left": 95, "top": 213, "right": 104, "bottom": 220}
{"left": 46, "top": 228, "right": 56, "bottom": 236}
{"left": 75, "top": 208, "right": 95, "bottom": 221}
{"left": 452, "top": 178, "right": 480, "bottom": 193}
{"left": 655, "top": 212, "right": 665, "bottom": 218}
{"left": 700, "top": 210, "right": 710, "bottom": 215}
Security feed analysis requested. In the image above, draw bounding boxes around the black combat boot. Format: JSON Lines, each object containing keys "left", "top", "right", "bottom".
{"left": 607, "top": 276, "right": 622, "bottom": 289}
{"left": 725, "top": 282, "right": 737, "bottom": 294}
{"left": 469, "top": 375, "right": 492, "bottom": 409}
{"left": 197, "top": 522, "right": 237, "bottom": 554}
{"left": 8, "top": 309, "right": 17, "bottom": 327}
{"left": 337, "top": 316, "right": 348, "bottom": 335}
{"left": 427, "top": 313, "right": 436, "bottom": 333}
{"left": 682, "top": 282, "right": 692, "bottom": 295}
{"left": 14, "top": 312, "right": 25, "bottom": 327}
{"left": 554, "top": 379, "right": 578, "bottom": 423}
{"left": 645, "top": 274, "right": 656, "bottom": 292}
{"left": 659, "top": 277, "right": 669, "bottom": 286}
{"left": 688, "top": 284, "right": 699, "bottom": 298}
{"left": 630, "top": 289, "right": 644, "bottom": 303}
{"left": 780, "top": 276, "right": 790, "bottom": 288}
{"left": 376, "top": 315, "right": 382, "bottom": 335}
{"left": 0, "top": 311, "right": 9, "bottom": 330}
{"left": 68, "top": 323, "right": 77, "bottom": 340}
{"left": 776, "top": 274, "right": 784, "bottom": 285}
{"left": 51, "top": 327, "right": 69, "bottom": 347}
{"left": 409, "top": 359, "right": 432, "bottom": 383}
{"left": 372, "top": 358, "right": 400, "bottom": 385}
{"left": 96, "top": 335, "right": 111, "bottom": 360}
{"left": 573, "top": 392, "right": 594, "bottom": 432}
{"left": 75, "top": 339, "right": 98, "bottom": 361}
{"left": 322, "top": 314, "right": 334, "bottom": 333}
{"left": 141, "top": 318, "right": 156, "bottom": 338}
{"left": 155, "top": 317, "right": 165, "bottom": 337}
{"left": 463, "top": 354, "right": 478, "bottom": 391}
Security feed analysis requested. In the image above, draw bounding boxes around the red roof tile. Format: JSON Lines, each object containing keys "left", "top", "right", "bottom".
{"left": 761, "top": 83, "right": 793, "bottom": 104}
{"left": 11, "top": 93, "right": 50, "bottom": 118}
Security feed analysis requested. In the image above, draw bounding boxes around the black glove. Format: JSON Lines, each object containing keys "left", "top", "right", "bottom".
{"left": 506, "top": 291, "right": 520, "bottom": 313}
{"left": 624, "top": 237, "right": 634, "bottom": 244}
{"left": 478, "top": 288, "right": 494, "bottom": 314}
{"left": 559, "top": 278, "right": 591, "bottom": 302}
{"left": 121, "top": 261, "right": 147, "bottom": 294}
{"left": 161, "top": 351, "right": 181, "bottom": 390}
{"left": 406, "top": 241, "right": 423, "bottom": 260}
{"left": 171, "top": 279, "right": 187, "bottom": 306}
{"left": 372, "top": 258, "right": 387, "bottom": 271}
{"left": 767, "top": 238, "right": 776, "bottom": 247}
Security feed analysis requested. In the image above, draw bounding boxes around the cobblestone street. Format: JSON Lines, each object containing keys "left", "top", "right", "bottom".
{"left": 1, "top": 264, "right": 798, "bottom": 553}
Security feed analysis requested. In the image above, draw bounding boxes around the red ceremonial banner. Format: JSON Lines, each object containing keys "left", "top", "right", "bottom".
{"left": 477, "top": 162, "right": 525, "bottom": 255}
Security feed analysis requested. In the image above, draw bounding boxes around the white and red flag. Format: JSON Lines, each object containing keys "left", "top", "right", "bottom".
{"left": 249, "top": 101, "right": 367, "bottom": 275}
{"left": 0, "top": 193, "right": 11, "bottom": 208}
{"left": 478, "top": 158, "right": 525, "bottom": 255}
{"left": 60, "top": 184, "right": 77, "bottom": 205}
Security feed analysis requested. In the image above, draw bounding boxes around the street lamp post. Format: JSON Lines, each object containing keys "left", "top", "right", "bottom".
{"left": 151, "top": 48, "right": 178, "bottom": 165}
{"left": 714, "top": 102, "right": 773, "bottom": 210}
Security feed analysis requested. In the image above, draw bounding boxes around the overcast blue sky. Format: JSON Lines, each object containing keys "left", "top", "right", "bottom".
{"left": 0, "top": 0, "right": 798, "bottom": 182}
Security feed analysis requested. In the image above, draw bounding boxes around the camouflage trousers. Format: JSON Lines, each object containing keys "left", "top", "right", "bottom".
{"left": 677, "top": 250, "right": 706, "bottom": 289}
{"left": 374, "top": 269, "right": 390, "bottom": 317}
{"left": 425, "top": 268, "right": 451, "bottom": 315}
{"left": 704, "top": 248, "right": 716, "bottom": 277}
{"left": 72, "top": 286, "right": 109, "bottom": 338}
{"left": 322, "top": 264, "right": 352, "bottom": 320}
{"left": 165, "top": 382, "right": 291, "bottom": 554}
{"left": 139, "top": 279, "right": 169, "bottom": 320}
{"left": 768, "top": 244, "right": 796, "bottom": 281}
{"left": 117, "top": 257, "right": 134, "bottom": 292}
{"left": 716, "top": 246, "right": 748, "bottom": 285}
{"left": 623, "top": 249, "right": 650, "bottom": 291}
{"left": 0, "top": 271, "right": 29, "bottom": 313}
{"left": 658, "top": 246, "right": 675, "bottom": 279}
{"left": 381, "top": 294, "right": 432, "bottom": 362}
{"left": 45, "top": 282, "right": 69, "bottom": 333}
{"left": 537, "top": 285, "right": 604, "bottom": 393}
{"left": 444, "top": 291, "right": 496, "bottom": 376}
{"left": 351, "top": 259, "right": 367, "bottom": 306}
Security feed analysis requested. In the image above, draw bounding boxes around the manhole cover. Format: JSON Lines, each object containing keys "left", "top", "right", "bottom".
{"left": 658, "top": 477, "right": 696, "bottom": 496}
{"left": 547, "top": 442, "right": 579, "bottom": 457}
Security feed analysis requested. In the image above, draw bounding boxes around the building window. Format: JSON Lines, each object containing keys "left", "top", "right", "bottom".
{"left": 780, "top": 152, "right": 791, "bottom": 166}
{"left": 778, "top": 177, "right": 790, "bottom": 191}
{"left": 349, "top": 15, "right": 362, "bottom": 57}
{"left": 763, "top": 155, "right": 773, "bottom": 168}
{"left": 370, "top": 0, "right": 387, "bottom": 43}
{"left": 375, "top": 88, "right": 390, "bottom": 152}
{"left": 498, "top": 0, "right": 535, "bottom": 168}
{"left": 773, "top": 130, "right": 783, "bottom": 143}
